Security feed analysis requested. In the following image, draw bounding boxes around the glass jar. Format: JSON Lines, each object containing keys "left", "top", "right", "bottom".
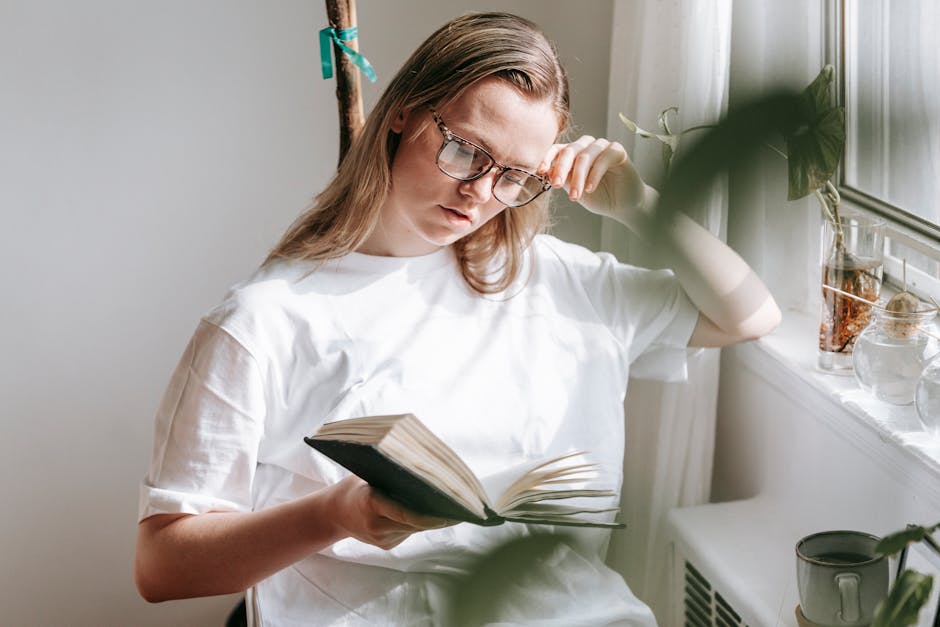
{"left": 852, "top": 307, "right": 938, "bottom": 404}
{"left": 818, "top": 212, "right": 885, "bottom": 372}
{"left": 915, "top": 358, "right": 940, "bottom": 435}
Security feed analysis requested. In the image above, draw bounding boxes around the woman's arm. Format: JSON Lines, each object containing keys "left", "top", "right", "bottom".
{"left": 539, "top": 136, "right": 781, "bottom": 347}
{"left": 134, "top": 476, "right": 449, "bottom": 602}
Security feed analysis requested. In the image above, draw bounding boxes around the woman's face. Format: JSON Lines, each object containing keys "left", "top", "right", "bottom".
{"left": 360, "top": 78, "right": 560, "bottom": 257}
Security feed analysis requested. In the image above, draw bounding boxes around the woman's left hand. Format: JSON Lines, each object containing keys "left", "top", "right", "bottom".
{"left": 538, "top": 136, "right": 651, "bottom": 224}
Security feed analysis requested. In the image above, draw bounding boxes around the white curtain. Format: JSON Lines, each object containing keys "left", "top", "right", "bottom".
{"left": 602, "top": 1, "right": 732, "bottom": 622}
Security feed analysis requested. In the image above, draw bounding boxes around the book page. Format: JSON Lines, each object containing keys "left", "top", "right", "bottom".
{"left": 395, "top": 415, "right": 490, "bottom": 504}
{"left": 310, "top": 415, "right": 621, "bottom": 525}
{"left": 486, "top": 452, "right": 614, "bottom": 513}
{"left": 504, "top": 502, "right": 620, "bottom": 517}
{"left": 315, "top": 414, "right": 493, "bottom": 519}
{"left": 379, "top": 420, "right": 490, "bottom": 518}
{"left": 314, "top": 414, "right": 402, "bottom": 440}
{"left": 478, "top": 457, "right": 551, "bottom": 508}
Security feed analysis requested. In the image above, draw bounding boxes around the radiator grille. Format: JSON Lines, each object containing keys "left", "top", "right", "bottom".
{"left": 683, "top": 561, "right": 748, "bottom": 627}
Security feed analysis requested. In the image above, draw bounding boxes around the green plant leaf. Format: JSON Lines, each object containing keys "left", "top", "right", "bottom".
{"left": 655, "top": 91, "right": 803, "bottom": 228}
{"left": 782, "top": 64, "right": 846, "bottom": 200}
{"left": 618, "top": 113, "right": 678, "bottom": 149}
{"left": 805, "top": 64, "right": 835, "bottom": 116}
{"left": 658, "top": 106, "right": 679, "bottom": 135}
{"left": 877, "top": 522, "right": 940, "bottom": 556}
{"left": 447, "top": 533, "right": 568, "bottom": 626}
{"left": 662, "top": 142, "right": 674, "bottom": 174}
{"left": 871, "top": 569, "right": 934, "bottom": 627}
{"left": 877, "top": 527, "right": 929, "bottom": 556}
{"left": 619, "top": 113, "right": 640, "bottom": 134}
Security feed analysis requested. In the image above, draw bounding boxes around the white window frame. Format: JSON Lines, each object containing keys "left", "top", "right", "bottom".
{"left": 827, "top": 0, "right": 940, "bottom": 305}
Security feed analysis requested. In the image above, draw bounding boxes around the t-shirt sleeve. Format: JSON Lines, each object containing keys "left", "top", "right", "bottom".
{"left": 138, "top": 319, "right": 266, "bottom": 521}
{"left": 605, "top": 258, "right": 699, "bottom": 382}
{"left": 542, "top": 238, "right": 699, "bottom": 383}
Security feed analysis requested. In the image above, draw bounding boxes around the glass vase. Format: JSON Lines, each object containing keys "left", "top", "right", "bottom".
{"left": 818, "top": 211, "right": 886, "bottom": 372}
{"left": 853, "top": 306, "right": 938, "bottom": 404}
{"left": 915, "top": 357, "right": 940, "bottom": 435}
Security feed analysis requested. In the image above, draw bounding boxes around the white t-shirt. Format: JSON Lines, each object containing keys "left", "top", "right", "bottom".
{"left": 139, "top": 234, "right": 699, "bottom": 626}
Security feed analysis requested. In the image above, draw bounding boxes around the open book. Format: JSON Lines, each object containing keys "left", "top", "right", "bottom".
{"left": 304, "top": 413, "right": 624, "bottom": 528}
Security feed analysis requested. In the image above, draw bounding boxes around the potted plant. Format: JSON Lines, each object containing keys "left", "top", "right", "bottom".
{"left": 872, "top": 522, "right": 940, "bottom": 626}
{"left": 621, "top": 65, "right": 883, "bottom": 370}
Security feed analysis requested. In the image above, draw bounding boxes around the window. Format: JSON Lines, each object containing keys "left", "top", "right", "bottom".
{"left": 835, "top": 0, "right": 940, "bottom": 300}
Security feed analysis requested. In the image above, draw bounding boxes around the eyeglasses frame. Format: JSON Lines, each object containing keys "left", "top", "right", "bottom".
{"left": 428, "top": 107, "right": 552, "bottom": 208}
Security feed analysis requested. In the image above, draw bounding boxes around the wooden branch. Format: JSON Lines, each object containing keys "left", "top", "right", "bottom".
{"left": 324, "top": 0, "right": 364, "bottom": 166}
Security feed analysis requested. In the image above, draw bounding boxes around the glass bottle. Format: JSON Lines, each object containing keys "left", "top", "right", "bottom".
{"left": 852, "top": 307, "right": 938, "bottom": 405}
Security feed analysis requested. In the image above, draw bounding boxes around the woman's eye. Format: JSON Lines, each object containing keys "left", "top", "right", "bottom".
{"left": 502, "top": 171, "right": 527, "bottom": 186}
{"left": 456, "top": 144, "right": 477, "bottom": 159}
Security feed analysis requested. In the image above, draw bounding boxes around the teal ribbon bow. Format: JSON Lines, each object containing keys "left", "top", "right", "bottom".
{"left": 319, "top": 26, "right": 377, "bottom": 83}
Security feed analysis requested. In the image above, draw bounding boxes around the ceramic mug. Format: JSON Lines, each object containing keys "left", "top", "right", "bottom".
{"left": 795, "top": 530, "right": 889, "bottom": 627}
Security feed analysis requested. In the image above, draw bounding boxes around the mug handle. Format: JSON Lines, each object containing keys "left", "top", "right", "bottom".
{"left": 835, "top": 573, "right": 861, "bottom": 623}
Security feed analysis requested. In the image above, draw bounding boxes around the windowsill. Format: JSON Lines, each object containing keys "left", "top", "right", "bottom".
{"left": 744, "top": 307, "right": 940, "bottom": 476}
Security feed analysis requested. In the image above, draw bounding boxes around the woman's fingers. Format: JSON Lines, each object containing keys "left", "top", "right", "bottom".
{"left": 540, "top": 136, "right": 627, "bottom": 202}
{"left": 368, "top": 488, "right": 453, "bottom": 531}
{"left": 540, "top": 135, "right": 595, "bottom": 190}
{"left": 571, "top": 139, "right": 626, "bottom": 200}
{"left": 584, "top": 141, "right": 627, "bottom": 195}
{"left": 329, "top": 476, "right": 454, "bottom": 550}
{"left": 362, "top": 491, "right": 454, "bottom": 549}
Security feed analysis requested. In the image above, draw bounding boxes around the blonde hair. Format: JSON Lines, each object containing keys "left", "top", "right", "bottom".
{"left": 266, "top": 12, "right": 570, "bottom": 293}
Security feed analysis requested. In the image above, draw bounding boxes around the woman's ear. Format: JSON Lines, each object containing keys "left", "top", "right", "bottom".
{"left": 390, "top": 110, "right": 408, "bottom": 134}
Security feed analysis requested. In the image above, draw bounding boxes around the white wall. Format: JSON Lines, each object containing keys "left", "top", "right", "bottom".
{"left": 0, "top": 2, "right": 612, "bottom": 625}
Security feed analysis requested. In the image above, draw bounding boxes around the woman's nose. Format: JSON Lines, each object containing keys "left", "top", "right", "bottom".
{"left": 458, "top": 169, "right": 497, "bottom": 204}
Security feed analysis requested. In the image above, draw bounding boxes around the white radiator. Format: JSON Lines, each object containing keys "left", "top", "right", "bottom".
{"left": 679, "top": 559, "right": 749, "bottom": 627}
{"left": 664, "top": 498, "right": 802, "bottom": 627}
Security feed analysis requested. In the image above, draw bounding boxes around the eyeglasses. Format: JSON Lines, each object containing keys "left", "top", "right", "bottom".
{"left": 429, "top": 107, "right": 552, "bottom": 208}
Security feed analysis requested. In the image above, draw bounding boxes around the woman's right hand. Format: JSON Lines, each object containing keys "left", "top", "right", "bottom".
{"left": 136, "top": 475, "right": 453, "bottom": 602}
{"left": 326, "top": 475, "right": 454, "bottom": 550}
{"left": 539, "top": 135, "right": 655, "bottom": 230}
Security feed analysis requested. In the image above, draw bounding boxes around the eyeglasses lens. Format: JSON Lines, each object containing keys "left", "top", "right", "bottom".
{"left": 437, "top": 139, "right": 544, "bottom": 207}
{"left": 494, "top": 170, "right": 545, "bottom": 207}
{"left": 437, "top": 140, "right": 491, "bottom": 179}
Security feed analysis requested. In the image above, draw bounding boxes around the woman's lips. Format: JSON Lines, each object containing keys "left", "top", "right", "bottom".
{"left": 441, "top": 206, "right": 472, "bottom": 223}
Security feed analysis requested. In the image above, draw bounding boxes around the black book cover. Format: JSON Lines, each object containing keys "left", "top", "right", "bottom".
{"left": 304, "top": 437, "right": 500, "bottom": 525}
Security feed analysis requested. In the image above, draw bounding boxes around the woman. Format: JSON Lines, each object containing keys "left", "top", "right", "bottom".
{"left": 135, "top": 12, "right": 780, "bottom": 626}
